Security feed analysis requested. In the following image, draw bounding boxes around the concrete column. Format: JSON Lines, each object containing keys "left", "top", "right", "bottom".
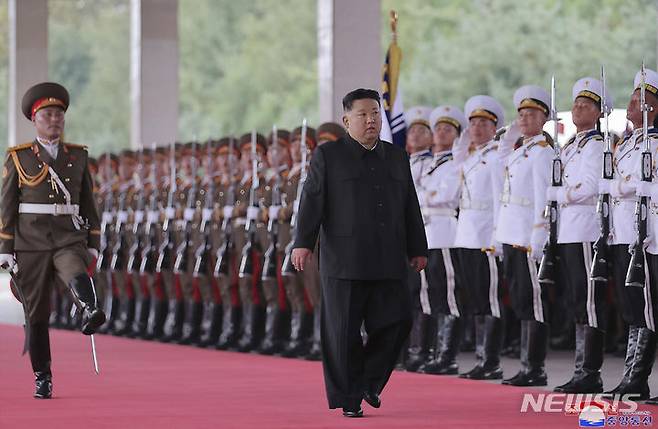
{"left": 8, "top": 0, "right": 48, "bottom": 147}
{"left": 317, "top": 0, "right": 381, "bottom": 123}
{"left": 131, "top": 0, "right": 178, "bottom": 148}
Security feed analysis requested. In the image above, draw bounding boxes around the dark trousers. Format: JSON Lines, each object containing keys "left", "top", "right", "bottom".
{"left": 321, "top": 276, "right": 412, "bottom": 409}
{"left": 502, "top": 244, "right": 548, "bottom": 323}
{"left": 425, "top": 248, "right": 461, "bottom": 317}
{"left": 612, "top": 244, "right": 656, "bottom": 329}
{"left": 556, "top": 242, "right": 607, "bottom": 329}
{"left": 456, "top": 248, "right": 502, "bottom": 317}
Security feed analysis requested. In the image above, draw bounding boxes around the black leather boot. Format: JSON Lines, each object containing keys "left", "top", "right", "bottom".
{"left": 113, "top": 297, "right": 136, "bottom": 336}
{"left": 603, "top": 326, "right": 639, "bottom": 398}
{"left": 217, "top": 305, "right": 242, "bottom": 350}
{"left": 68, "top": 274, "right": 106, "bottom": 335}
{"left": 98, "top": 273, "right": 120, "bottom": 334}
{"left": 30, "top": 323, "right": 52, "bottom": 399}
{"left": 178, "top": 300, "right": 204, "bottom": 345}
{"left": 237, "top": 305, "right": 266, "bottom": 352}
{"left": 421, "top": 314, "right": 461, "bottom": 375}
{"left": 199, "top": 302, "right": 223, "bottom": 347}
{"left": 258, "top": 305, "right": 285, "bottom": 355}
{"left": 556, "top": 325, "right": 604, "bottom": 393}
{"left": 405, "top": 312, "right": 432, "bottom": 372}
{"left": 606, "top": 327, "right": 655, "bottom": 400}
{"left": 145, "top": 297, "right": 168, "bottom": 340}
{"left": 554, "top": 324, "right": 585, "bottom": 392}
{"left": 304, "top": 309, "right": 322, "bottom": 361}
{"left": 503, "top": 320, "right": 548, "bottom": 386}
{"left": 161, "top": 299, "right": 185, "bottom": 343}
{"left": 465, "top": 315, "right": 504, "bottom": 380}
{"left": 459, "top": 315, "right": 486, "bottom": 378}
{"left": 281, "top": 310, "right": 312, "bottom": 357}
{"left": 129, "top": 295, "right": 151, "bottom": 339}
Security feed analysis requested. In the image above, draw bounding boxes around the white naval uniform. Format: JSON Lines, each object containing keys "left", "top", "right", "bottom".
{"left": 453, "top": 138, "right": 503, "bottom": 317}
{"left": 495, "top": 134, "right": 553, "bottom": 251}
{"left": 554, "top": 129, "right": 604, "bottom": 329}
{"left": 409, "top": 150, "right": 433, "bottom": 187}
{"left": 495, "top": 133, "right": 553, "bottom": 323}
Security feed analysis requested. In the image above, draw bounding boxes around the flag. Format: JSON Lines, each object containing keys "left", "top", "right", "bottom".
{"left": 380, "top": 23, "right": 406, "bottom": 148}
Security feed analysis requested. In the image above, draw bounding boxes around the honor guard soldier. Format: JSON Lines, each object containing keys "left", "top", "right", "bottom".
{"left": 316, "top": 122, "right": 347, "bottom": 147}
{"left": 280, "top": 125, "right": 318, "bottom": 358}
{"left": 447, "top": 96, "right": 507, "bottom": 380}
{"left": 413, "top": 105, "right": 467, "bottom": 375}
{"left": 235, "top": 132, "right": 269, "bottom": 352}
{"left": 601, "top": 68, "right": 658, "bottom": 400}
{"left": 403, "top": 106, "right": 439, "bottom": 371}
{"left": 547, "top": 77, "right": 608, "bottom": 393}
{"left": 0, "top": 82, "right": 105, "bottom": 398}
{"left": 257, "top": 129, "right": 292, "bottom": 355}
{"left": 495, "top": 85, "right": 553, "bottom": 387}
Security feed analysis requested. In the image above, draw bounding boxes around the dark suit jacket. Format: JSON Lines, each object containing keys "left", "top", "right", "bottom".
{"left": 293, "top": 135, "right": 427, "bottom": 280}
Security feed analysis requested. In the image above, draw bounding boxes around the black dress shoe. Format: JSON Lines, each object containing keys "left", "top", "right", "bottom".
{"left": 34, "top": 372, "right": 52, "bottom": 399}
{"left": 363, "top": 391, "right": 381, "bottom": 408}
{"left": 502, "top": 369, "right": 547, "bottom": 387}
{"left": 342, "top": 407, "right": 363, "bottom": 417}
{"left": 81, "top": 308, "right": 106, "bottom": 335}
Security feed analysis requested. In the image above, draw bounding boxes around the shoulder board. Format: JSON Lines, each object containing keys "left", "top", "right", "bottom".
{"left": 562, "top": 135, "right": 577, "bottom": 149}
{"left": 482, "top": 145, "right": 498, "bottom": 156}
{"left": 7, "top": 142, "right": 34, "bottom": 152}
{"left": 579, "top": 130, "right": 603, "bottom": 148}
{"left": 64, "top": 143, "right": 88, "bottom": 150}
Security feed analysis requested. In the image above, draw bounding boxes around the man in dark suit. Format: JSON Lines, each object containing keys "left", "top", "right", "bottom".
{"left": 292, "top": 88, "right": 428, "bottom": 417}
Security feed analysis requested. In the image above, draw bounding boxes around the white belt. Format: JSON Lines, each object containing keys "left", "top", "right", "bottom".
{"left": 422, "top": 207, "right": 457, "bottom": 218}
{"left": 560, "top": 197, "right": 597, "bottom": 208}
{"left": 19, "top": 203, "right": 80, "bottom": 216}
{"left": 459, "top": 198, "right": 490, "bottom": 211}
{"left": 500, "top": 193, "right": 531, "bottom": 207}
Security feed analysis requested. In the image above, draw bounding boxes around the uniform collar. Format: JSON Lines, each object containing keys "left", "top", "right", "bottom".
{"left": 345, "top": 135, "right": 385, "bottom": 159}
{"left": 522, "top": 133, "right": 544, "bottom": 146}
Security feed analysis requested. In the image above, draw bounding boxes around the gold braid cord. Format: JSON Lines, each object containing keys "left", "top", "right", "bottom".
{"left": 10, "top": 151, "right": 49, "bottom": 187}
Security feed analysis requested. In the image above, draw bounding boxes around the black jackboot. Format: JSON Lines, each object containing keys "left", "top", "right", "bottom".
{"left": 216, "top": 305, "right": 242, "bottom": 350}
{"left": 421, "top": 314, "right": 461, "bottom": 375}
{"left": 129, "top": 295, "right": 151, "bottom": 339}
{"left": 555, "top": 325, "right": 604, "bottom": 393}
{"left": 604, "top": 326, "right": 639, "bottom": 398}
{"left": 199, "top": 302, "right": 223, "bottom": 347}
{"left": 145, "top": 297, "right": 168, "bottom": 340}
{"left": 257, "top": 305, "right": 286, "bottom": 355}
{"left": 281, "top": 311, "right": 312, "bottom": 357}
{"left": 459, "top": 315, "right": 486, "bottom": 378}
{"left": 178, "top": 300, "right": 204, "bottom": 345}
{"left": 30, "top": 323, "right": 52, "bottom": 399}
{"left": 462, "top": 315, "right": 503, "bottom": 380}
{"left": 405, "top": 312, "right": 432, "bottom": 372}
{"left": 161, "top": 299, "right": 185, "bottom": 343}
{"left": 68, "top": 274, "right": 106, "bottom": 335}
{"left": 237, "top": 305, "right": 266, "bottom": 352}
{"left": 304, "top": 309, "right": 322, "bottom": 361}
{"left": 113, "top": 297, "right": 136, "bottom": 337}
{"left": 605, "top": 327, "right": 655, "bottom": 400}
{"left": 502, "top": 320, "right": 547, "bottom": 386}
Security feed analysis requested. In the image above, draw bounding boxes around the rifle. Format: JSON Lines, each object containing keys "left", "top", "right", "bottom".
{"left": 626, "top": 62, "right": 652, "bottom": 287}
{"left": 538, "top": 77, "right": 561, "bottom": 284}
{"left": 590, "top": 66, "right": 614, "bottom": 282}
{"left": 173, "top": 142, "right": 199, "bottom": 274}
{"left": 156, "top": 142, "right": 178, "bottom": 273}
{"left": 193, "top": 140, "right": 217, "bottom": 277}
{"left": 238, "top": 130, "right": 262, "bottom": 279}
{"left": 140, "top": 142, "right": 161, "bottom": 274}
{"left": 262, "top": 125, "right": 283, "bottom": 281}
{"left": 127, "top": 147, "right": 147, "bottom": 273}
{"left": 281, "top": 119, "right": 308, "bottom": 276}
{"left": 110, "top": 166, "right": 133, "bottom": 272}
{"left": 97, "top": 154, "right": 115, "bottom": 271}
{"left": 214, "top": 138, "right": 237, "bottom": 278}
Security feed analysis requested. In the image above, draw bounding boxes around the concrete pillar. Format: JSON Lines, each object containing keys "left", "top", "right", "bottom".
{"left": 8, "top": 0, "right": 48, "bottom": 147}
{"left": 317, "top": 0, "right": 381, "bottom": 123}
{"left": 131, "top": 0, "right": 178, "bottom": 148}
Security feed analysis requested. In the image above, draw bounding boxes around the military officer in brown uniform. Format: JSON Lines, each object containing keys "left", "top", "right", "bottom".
{"left": 0, "top": 82, "right": 105, "bottom": 399}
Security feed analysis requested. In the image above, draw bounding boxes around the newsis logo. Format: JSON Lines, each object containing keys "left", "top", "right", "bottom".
{"left": 519, "top": 393, "right": 640, "bottom": 415}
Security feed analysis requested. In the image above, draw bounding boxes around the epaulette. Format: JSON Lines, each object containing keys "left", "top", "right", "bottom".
{"left": 63, "top": 143, "right": 88, "bottom": 150}
{"left": 482, "top": 145, "right": 498, "bottom": 156}
{"left": 7, "top": 142, "right": 34, "bottom": 152}
{"left": 536, "top": 141, "right": 550, "bottom": 148}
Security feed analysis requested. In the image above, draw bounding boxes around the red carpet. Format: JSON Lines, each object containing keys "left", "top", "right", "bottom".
{"left": 0, "top": 324, "right": 645, "bottom": 428}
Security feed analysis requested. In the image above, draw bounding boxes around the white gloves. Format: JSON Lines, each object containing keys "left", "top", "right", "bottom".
{"left": 88, "top": 248, "right": 99, "bottom": 260}
{"left": 529, "top": 244, "right": 543, "bottom": 262}
{"left": 0, "top": 253, "right": 17, "bottom": 272}
{"left": 502, "top": 120, "right": 522, "bottom": 145}
{"left": 485, "top": 241, "right": 503, "bottom": 258}
{"left": 599, "top": 178, "right": 637, "bottom": 198}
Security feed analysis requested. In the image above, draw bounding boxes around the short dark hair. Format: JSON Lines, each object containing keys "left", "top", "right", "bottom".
{"left": 342, "top": 88, "right": 380, "bottom": 111}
